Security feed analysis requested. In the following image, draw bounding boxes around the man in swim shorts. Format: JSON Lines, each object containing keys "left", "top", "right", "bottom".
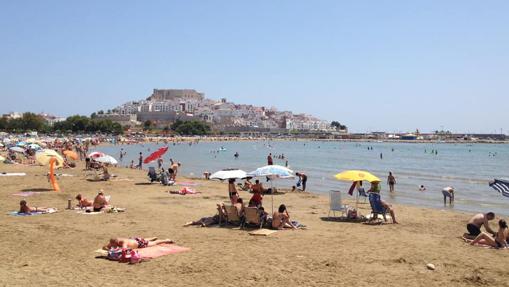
{"left": 467, "top": 212, "right": 496, "bottom": 237}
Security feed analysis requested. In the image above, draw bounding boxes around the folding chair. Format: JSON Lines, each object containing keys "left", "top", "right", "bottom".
{"left": 328, "top": 190, "right": 348, "bottom": 217}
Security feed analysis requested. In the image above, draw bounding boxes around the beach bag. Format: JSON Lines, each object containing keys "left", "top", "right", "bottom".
{"left": 107, "top": 248, "right": 124, "bottom": 261}
{"left": 108, "top": 248, "right": 141, "bottom": 264}
{"left": 347, "top": 208, "right": 358, "bottom": 219}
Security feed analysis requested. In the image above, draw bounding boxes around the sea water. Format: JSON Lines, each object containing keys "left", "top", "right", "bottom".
{"left": 95, "top": 140, "right": 509, "bottom": 216}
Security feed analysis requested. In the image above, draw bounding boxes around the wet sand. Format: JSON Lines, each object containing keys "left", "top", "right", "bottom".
{"left": 1, "top": 163, "right": 508, "bottom": 287}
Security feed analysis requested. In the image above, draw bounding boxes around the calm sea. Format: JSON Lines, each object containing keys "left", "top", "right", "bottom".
{"left": 95, "top": 140, "right": 509, "bottom": 216}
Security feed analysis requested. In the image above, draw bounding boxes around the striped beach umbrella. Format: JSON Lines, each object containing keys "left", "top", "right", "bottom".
{"left": 489, "top": 179, "right": 509, "bottom": 198}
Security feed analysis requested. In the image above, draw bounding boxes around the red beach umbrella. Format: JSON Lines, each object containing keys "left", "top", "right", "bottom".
{"left": 143, "top": 146, "right": 169, "bottom": 164}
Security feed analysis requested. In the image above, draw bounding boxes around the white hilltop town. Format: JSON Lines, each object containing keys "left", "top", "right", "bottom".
{"left": 95, "top": 89, "right": 344, "bottom": 133}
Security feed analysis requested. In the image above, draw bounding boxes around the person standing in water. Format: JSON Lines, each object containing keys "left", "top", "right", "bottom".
{"left": 387, "top": 172, "right": 396, "bottom": 192}
{"left": 138, "top": 152, "right": 143, "bottom": 170}
{"left": 267, "top": 153, "right": 273, "bottom": 165}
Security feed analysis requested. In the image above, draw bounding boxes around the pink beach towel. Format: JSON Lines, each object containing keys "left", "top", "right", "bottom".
{"left": 138, "top": 243, "right": 190, "bottom": 259}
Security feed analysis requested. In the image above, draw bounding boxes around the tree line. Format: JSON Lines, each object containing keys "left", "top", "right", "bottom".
{"left": 0, "top": 113, "right": 123, "bottom": 134}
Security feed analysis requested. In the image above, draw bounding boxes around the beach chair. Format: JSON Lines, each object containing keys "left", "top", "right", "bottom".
{"left": 148, "top": 167, "right": 159, "bottom": 183}
{"left": 368, "top": 192, "right": 388, "bottom": 222}
{"left": 223, "top": 204, "right": 243, "bottom": 226}
{"left": 328, "top": 190, "right": 348, "bottom": 217}
{"left": 243, "top": 207, "right": 264, "bottom": 229}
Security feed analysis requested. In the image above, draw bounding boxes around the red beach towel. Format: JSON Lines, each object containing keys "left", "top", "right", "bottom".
{"left": 137, "top": 244, "right": 190, "bottom": 259}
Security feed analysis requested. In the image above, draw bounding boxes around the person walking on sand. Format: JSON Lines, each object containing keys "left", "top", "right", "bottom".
{"left": 387, "top": 172, "right": 396, "bottom": 192}
{"left": 267, "top": 153, "right": 273, "bottom": 165}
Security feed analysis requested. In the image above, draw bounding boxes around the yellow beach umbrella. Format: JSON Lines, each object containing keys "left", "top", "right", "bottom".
{"left": 334, "top": 170, "right": 381, "bottom": 183}
{"left": 36, "top": 149, "right": 64, "bottom": 168}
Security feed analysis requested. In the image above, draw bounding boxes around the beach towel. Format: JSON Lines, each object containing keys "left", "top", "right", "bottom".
{"left": 175, "top": 181, "right": 200, "bottom": 186}
{"left": 0, "top": 172, "right": 26, "bottom": 176}
{"left": 249, "top": 229, "right": 277, "bottom": 236}
{"left": 9, "top": 208, "right": 57, "bottom": 216}
{"left": 137, "top": 243, "right": 190, "bottom": 259}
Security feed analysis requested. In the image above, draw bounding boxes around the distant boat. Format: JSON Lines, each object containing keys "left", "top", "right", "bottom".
{"left": 218, "top": 147, "right": 227, "bottom": 152}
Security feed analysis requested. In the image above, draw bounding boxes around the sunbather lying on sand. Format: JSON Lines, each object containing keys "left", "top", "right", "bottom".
{"left": 184, "top": 215, "right": 220, "bottom": 227}
{"left": 76, "top": 194, "right": 93, "bottom": 208}
{"left": 18, "top": 200, "right": 54, "bottom": 214}
{"left": 103, "top": 237, "right": 174, "bottom": 250}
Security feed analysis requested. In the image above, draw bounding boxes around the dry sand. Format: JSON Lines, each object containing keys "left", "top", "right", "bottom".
{"left": 1, "top": 163, "right": 508, "bottom": 287}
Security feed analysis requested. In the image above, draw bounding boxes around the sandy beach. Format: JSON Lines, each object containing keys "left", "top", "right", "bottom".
{"left": 1, "top": 163, "right": 509, "bottom": 287}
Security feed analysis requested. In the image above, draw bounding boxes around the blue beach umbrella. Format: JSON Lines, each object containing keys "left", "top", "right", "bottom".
{"left": 489, "top": 179, "right": 509, "bottom": 198}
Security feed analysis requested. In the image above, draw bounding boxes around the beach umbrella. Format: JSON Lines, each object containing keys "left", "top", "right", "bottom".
{"left": 35, "top": 149, "right": 64, "bottom": 168}
{"left": 63, "top": 150, "right": 79, "bottom": 160}
{"left": 87, "top": 151, "right": 105, "bottom": 159}
{"left": 3, "top": 138, "right": 11, "bottom": 144}
{"left": 210, "top": 169, "right": 247, "bottom": 180}
{"left": 27, "top": 143, "right": 41, "bottom": 150}
{"left": 9, "top": 146, "right": 25, "bottom": 153}
{"left": 143, "top": 146, "right": 169, "bottom": 164}
{"left": 95, "top": 155, "right": 118, "bottom": 165}
{"left": 489, "top": 179, "right": 509, "bottom": 198}
{"left": 248, "top": 165, "right": 294, "bottom": 179}
{"left": 0, "top": 143, "right": 4, "bottom": 147}
{"left": 334, "top": 170, "right": 381, "bottom": 183}
{"left": 248, "top": 165, "right": 295, "bottom": 213}
{"left": 16, "top": 141, "right": 27, "bottom": 147}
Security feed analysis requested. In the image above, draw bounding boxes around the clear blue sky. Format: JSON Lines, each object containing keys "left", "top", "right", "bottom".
{"left": 0, "top": 0, "right": 508, "bottom": 133}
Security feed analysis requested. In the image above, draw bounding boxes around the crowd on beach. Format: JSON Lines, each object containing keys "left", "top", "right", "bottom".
{"left": 2, "top": 133, "right": 509, "bottom": 266}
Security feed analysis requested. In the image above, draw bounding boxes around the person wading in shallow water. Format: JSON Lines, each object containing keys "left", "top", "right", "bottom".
{"left": 387, "top": 172, "right": 396, "bottom": 192}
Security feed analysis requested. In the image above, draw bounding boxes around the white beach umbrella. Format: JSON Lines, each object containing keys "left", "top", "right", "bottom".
{"left": 210, "top": 169, "right": 247, "bottom": 180}
{"left": 9, "top": 146, "right": 25, "bottom": 153}
{"left": 95, "top": 155, "right": 118, "bottom": 165}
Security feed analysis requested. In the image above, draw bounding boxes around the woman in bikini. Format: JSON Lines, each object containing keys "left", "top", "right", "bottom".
{"left": 470, "top": 219, "right": 508, "bottom": 249}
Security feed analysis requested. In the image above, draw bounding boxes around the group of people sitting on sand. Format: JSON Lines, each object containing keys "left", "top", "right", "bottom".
{"left": 464, "top": 212, "right": 509, "bottom": 249}
{"left": 75, "top": 190, "right": 110, "bottom": 212}
{"left": 184, "top": 178, "right": 303, "bottom": 230}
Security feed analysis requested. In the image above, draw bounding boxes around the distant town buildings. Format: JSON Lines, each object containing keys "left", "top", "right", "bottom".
{"left": 100, "top": 88, "right": 338, "bottom": 132}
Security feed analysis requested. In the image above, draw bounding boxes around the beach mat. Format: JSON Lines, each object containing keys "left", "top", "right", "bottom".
{"left": 0, "top": 172, "right": 27, "bottom": 176}
{"left": 175, "top": 182, "right": 200, "bottom": 186}
{"left": 8, "top": 208, "right": 57, "bottom": 216}
{"left": 138, "top": 243, "right": 190, "bottom": 259}
{"left": 248, "top": 229, "right": 277, "bottom": 236}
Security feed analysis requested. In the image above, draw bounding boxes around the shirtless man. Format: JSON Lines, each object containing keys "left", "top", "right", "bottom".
{"left": 466, "top": 212, "right": 496, "bottom": 238}
{"left": 103, "top": 237, "right": 174, "bottom": 250}
{"left": 272, "top": 204, "right": 297, "bottom": 230}
{"left": 75, "top": 194, "right": 93, "bottom": 208}
{"left": 18, "top": 200, "right": 52, "bottom": 214}
{"left": 93, "top": 191, "right": 109, "bottom": 212}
